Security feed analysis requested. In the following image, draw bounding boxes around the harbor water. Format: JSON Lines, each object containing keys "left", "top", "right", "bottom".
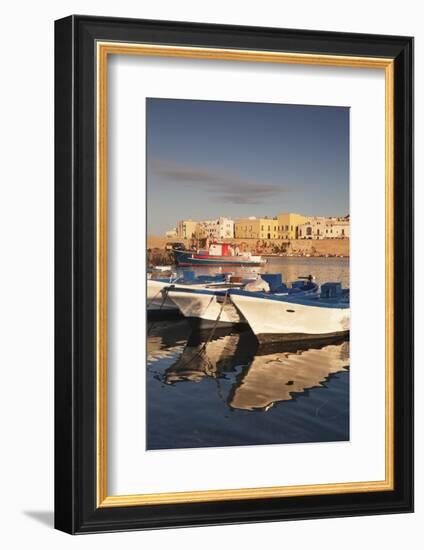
{"left": 147, "top": 256, "right": 349, "bottom": 450}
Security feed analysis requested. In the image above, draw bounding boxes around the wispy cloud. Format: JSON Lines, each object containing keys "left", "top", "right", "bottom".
{"left": 151, "top": 159, "right": 288, "bottom": 204}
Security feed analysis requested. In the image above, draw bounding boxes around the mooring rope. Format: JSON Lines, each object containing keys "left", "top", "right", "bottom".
{"left": 199, "top": 291, "right": 229, "bottom": 351}
{"left": 146, "top": 287, "right": 165, "bottom": 310}
{"left": 146, "top": 274, "right": 182, "bottom": 310}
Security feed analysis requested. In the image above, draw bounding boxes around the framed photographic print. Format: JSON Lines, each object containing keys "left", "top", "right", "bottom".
{"left": 54, "top": 15, "right": 413, "bottom": 533}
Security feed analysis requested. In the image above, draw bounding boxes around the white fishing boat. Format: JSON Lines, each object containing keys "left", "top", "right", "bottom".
{"left": 165, "top": 286, "right": 243, "bottom": 327}
{"left": 147, "top": 271, "right": 249, "bottom": 316}
{"left": 229, "top": 282, "right": 350, "bottom": 344}
{"left": 166, "top": 274, "right": 318, "bottom": 329}
{"left": 148, "top": 277, "right": 181, "bottom": 312}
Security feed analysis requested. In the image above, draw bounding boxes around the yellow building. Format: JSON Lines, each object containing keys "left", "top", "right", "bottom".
{"left": 234, "top": 217, "right": 259, "bottom": 239}
{"left": 277, "top": 212, "right": 309, "bottom": 239}
{"left": 234, "top": 217, "right": 279, "bottom": 240}
{"left": 176, "top": 219, "right": 199, "bottom": 240}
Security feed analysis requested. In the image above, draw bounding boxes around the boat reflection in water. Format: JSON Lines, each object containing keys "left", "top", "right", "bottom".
{"left": 147, "top": 320, "right": 349, "bottom": 449}
{"left": 147, "top": 319, "right": 193, "bottom": 362}
{"left": 229, "top": 339, "right": 349, "bottom": 412}
{"left": 162, "top": 325, "right": 349, "bottom": 412}
{"left": 163, "top": 326, "right": 257, "bottom": 384}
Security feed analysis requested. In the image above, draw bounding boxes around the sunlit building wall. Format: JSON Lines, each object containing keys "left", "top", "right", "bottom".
{"left": 277, "top": 212, "right": 310, "bottom": 239}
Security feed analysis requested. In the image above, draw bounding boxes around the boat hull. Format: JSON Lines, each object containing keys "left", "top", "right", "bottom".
{"left": 230, "top": 292, "right": 350, "bottom": 343}
{"left": 255, "top": 330, "right": 350, "bottom": 345}
{"left": 177, "top": 259, "right": 265, "bottom": 267}
{"left": 174, "top": 249, "right": 265, "bottom": 267}
{"left": 147, "top": 279, "right": 178, "bottom": 311}
{"left": 166, "top": 288, "right": 246, "bottom": 326}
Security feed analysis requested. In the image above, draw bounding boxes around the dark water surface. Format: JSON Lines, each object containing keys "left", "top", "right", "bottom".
{"left": 146, "top": 324, "right": 349, "bottom": 450}
{"left": 147, "top": 257, "right": 349, "bottom": 450}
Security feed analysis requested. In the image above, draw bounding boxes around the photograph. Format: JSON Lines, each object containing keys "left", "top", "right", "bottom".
{"left": 146, "top": 98, "right": 351, "bottom": 450}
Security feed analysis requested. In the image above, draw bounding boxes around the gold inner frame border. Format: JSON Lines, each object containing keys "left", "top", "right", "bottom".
{"left": 96, "top": 42, "right": 394, "bottom": 508}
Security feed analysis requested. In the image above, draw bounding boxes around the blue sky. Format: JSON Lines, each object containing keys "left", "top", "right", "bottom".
{"left": 146, "top": 98, "right": 349, "bottom": 235}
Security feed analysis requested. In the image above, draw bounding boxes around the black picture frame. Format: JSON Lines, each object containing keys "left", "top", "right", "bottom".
{"left": 55, "top": 15, "right": 413, "bottom": 534}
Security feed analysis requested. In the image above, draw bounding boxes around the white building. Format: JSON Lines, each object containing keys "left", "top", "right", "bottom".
{"left": 329, "top": 219, "right": 349, "bottom": 238}
{"left": 165, "top": 228, "right": 177, "bottom": 238}
{"left": 298, "top": 217, "right": 349, "bottom": 239}
{"left": 200, "top": 217, "right": 234, "bottom": 240}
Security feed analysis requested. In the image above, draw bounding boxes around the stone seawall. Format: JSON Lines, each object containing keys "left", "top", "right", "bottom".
{"left": 253, "top": 238, "right": 349, "bottom": 257}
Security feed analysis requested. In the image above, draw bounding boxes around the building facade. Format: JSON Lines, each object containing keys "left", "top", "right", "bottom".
{"left": 234, "top": 217, "right": 260, "bottom": 239}
{"left": 176, "top": 219, "right": 199, "bottom": 240}
{"left": 235, "top": 213, "right": 310, "bottom": 240}
{"left": 328, "top": 219, "right": 350, "bottom": 238}
{"left": 165, "top": 228, "right": 177, "bottom": 238}
{"left": 200, "top": 217, "right": 234, "bottom": 240}
{"left": 176, "top": 214, "right": 349, "bottom": 241}
{"left": 298, "top": 217, "right": 349, "bottom": 239}
{"left": 234, "top": 217, "right": 279, "bottom": 240}
{"left": 277, "top": 212, "right": 310, "bottom": 239}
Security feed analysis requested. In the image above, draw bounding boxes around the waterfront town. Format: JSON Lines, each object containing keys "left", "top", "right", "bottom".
{"left": 147, "top": 212, "right": 349, "bottom": 266}
{"left": 167, "top": 213, "right": 349, "bottom": 242}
